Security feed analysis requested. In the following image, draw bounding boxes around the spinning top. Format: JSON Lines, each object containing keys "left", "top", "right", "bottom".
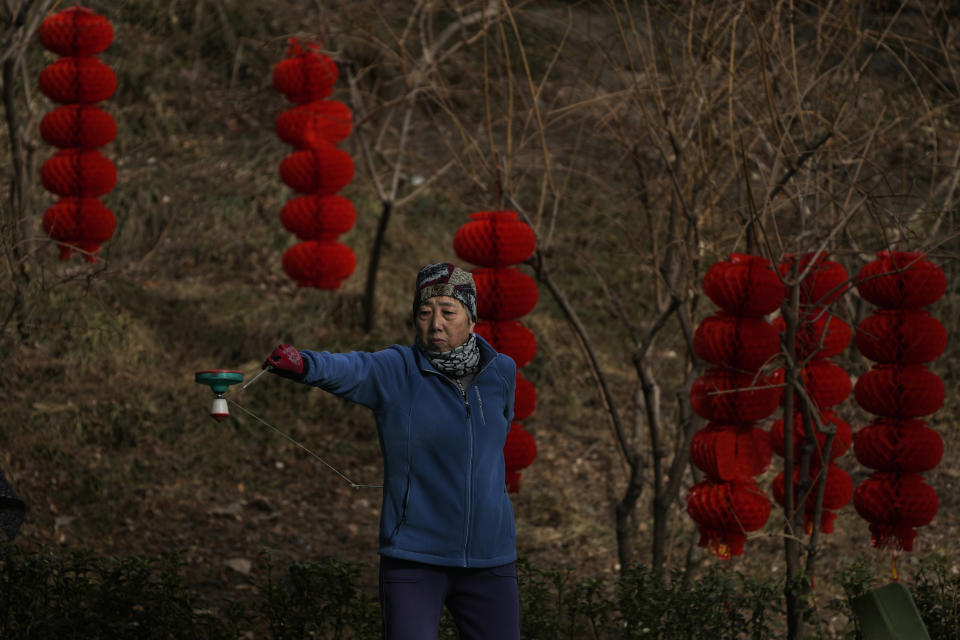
{"left": 194, "top": 369, "right": 244, "bottom": 421}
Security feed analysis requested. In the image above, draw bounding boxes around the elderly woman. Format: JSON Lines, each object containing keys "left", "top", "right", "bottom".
{"left": 263, "top": 262, "right": 520, "bottom": 640}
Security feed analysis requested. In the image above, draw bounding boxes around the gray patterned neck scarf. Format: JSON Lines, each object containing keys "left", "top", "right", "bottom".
{"left": 416, "top": 334, "right": 481, "bottom": 378}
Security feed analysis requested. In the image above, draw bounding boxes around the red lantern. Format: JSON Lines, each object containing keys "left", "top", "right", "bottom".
{"left": 690, "top": 368, "right": 783, "bottom": 423}
{"left": 41, "top": 197, "right": 115, "bottom": 262}
{"left": 686, "top": 480, "right": 771, "bottom": 558}
{"left": 770, "top": 409, "right": 852, "bottom": 461}
{"left": 689, "top": 424, "right": 771, "bottom": 481}
{"left": 773, "top": 312, "right": 850, "bottom": 359}
{"left": 275, "top": 100, "right": 353, "bottom": 148}
{"left": 853, "top": 365, "right": 945, "bottom": 419}
{"left": 854, "top": 310, "right": 947, "bottom": 365}
{"left": 856, "top": 251, "right": 946, "bottom": 309}
{"left": 41, "top": 199, "right": 81, "bottom": 246}
{"left": 472, "top": 267, "right": 539, "bottom": 321}
{"left": 281, "top": 240, "right": 356, "bottom": 289}
{"left": 779, "top": 253, "right": 849, "bottom": 307}
{"left": 40, "top": 105, "right": 116, "bottom": 149}
{"left": 693, "top": 314, "right": 780, "bottom": 371}
{"left": 38, "top": 57, "right": 117, "bottom": 104}
{"left": 475, "top": 320, "right": 536, "bottom": 369}
{"left": 272, "top": 39, "right": 339, "bottom": 104}
{"left": 853, "top": 419, "right": 943, "bottom": 473}
{"left": 279, "top": 146, "right": 355, "bottom": 196}
{"left": 38, "top": 6, "right": 113, "bottom": 56}
{"left": 703, "top": 254, "right": 784, "bottom": 316}
{"left": 853, "top": 472, "right": 939, "bottom": 551}
{"left": 504, "top": 422, "right": 537, "bottom": 493}
{"left": 453, "top": 211, "right": 537, "bottom": 268}
{"left": 280, "top": 195, "right": 356, "bottom": 241}
{"left": 514, "top": 373, "right": 537, "bottom": 421}
{"left": 41, "top": 149, "right": 116, "bottom": 197}
{"left": 798, "top": 360, "right": 851, "bottom": 410}
{"left": 772, "top": 464, "right": 853, "bottom": 533}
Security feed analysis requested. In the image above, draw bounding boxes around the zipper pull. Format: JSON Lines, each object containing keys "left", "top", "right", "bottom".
{"left": 456, "top": 378, "right": 471, "bottom": 416}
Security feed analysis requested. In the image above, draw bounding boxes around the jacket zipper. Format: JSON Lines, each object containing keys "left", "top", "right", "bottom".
{"left": 459, "top": 377, "right": 473, "bottom": 566}
{"left": 420, "top": 354, "right": 499, "bottom": 567}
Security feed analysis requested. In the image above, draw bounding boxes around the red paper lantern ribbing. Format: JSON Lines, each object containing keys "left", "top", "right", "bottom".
{"left": 854, "top": 310, "right": 947, "bottom": 365}
{"left": 275, "top": 100, "right": 353, "bottom": 148}
{"left": 853, "top": 472, "right": 939, "bottom": 551}
{"left": 272, "top": 39, "right": 339, "bottom": 104}
{"left": 514, "top": 373, "right": 537, "bottom": 421}
{"left": 453, "top": 211, "right": 537, "bottom": 268}
{"left": 703, "top": 254, "right": 784, "bottom": 316}
{"left": 770, "top": 410, "right": 852, "bottom": 461}
{"left": 798, "top": 360, "right": 851, "bottom": 410}
{"left": 693, "top": 314, "right": 780, "bottom": 371}
{"left": 772, "top": 464, "right": 853, "bottom": 533}
{"left": 686, "top": 480, "right": 771, "bottom": 558}
{"left": 689, "top": 424, "right": 771, "bottom": 481}
{"left": 856, "top": 252, "right": 946, "bottom": 309}
{"left": 38, "top": 56, "right": 117, "bottom": 104}
{"left": 38, "top": 6, "right": 113, "bottom": 56}
{"left": 779, "top": 253, "right": 849, "bottom": 306}
{"left": 504, "top": 422, "right": 537, "bottom": 493}
{"left": 472, "top": 267, "right": 539, "bottom": 321}
{"left": 41, "top": 197, "right": 116, "bottom": 262}
{"left": 41, "top": 149, "right": 116, "bottom": 197}
{"left": 690, "top": 368, "right": 783, "bottom": 423}
{"left": 40, "top": 105, "right": 116, "bottom": 148}
{"left": 853, "top": 365, "right": 945, "bottom": 418}
{"left": 853, "top": 419, "right": 943, "bottom": 473}
{"left": 772, "top": 312, "right": 851, "bottom": 359}
{"left": 280, "top": 195, "right": 356, "bottom": 241}
{"left": 279, "top": 146, "right": 355, "bottom": 196}
{"left": 475, "top": 320, "right": 536, "bottom": 369}
{"left": 456, "top": 210, "right": 539, "bottom": 491}
{"left": 281, "top": 241, "right": 356, "bottom": 289}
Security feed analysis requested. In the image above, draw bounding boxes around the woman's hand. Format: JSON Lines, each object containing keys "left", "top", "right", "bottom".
{"left": 264, "top": 344, "right": 306, "bottom": 380}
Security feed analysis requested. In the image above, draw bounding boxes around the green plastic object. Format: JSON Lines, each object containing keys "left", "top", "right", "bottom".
{"left": 194, "top": 369, "right": 244, "bottom": 394}
{"left": 851, "top": 582, "right": 930, "bottom": 640}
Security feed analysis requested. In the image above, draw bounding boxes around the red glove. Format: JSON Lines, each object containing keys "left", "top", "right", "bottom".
{"left": 264, "top": 344, "right": 307, "bottom": 380}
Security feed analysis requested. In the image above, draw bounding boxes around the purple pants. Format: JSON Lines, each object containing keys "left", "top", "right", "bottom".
{"left": 379, "top": 556, "right": 520, "bottom": 640}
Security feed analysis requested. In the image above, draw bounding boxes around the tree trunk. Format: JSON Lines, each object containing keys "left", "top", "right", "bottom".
{"left": 362, "top": 200, "right": 393, "bottom": 333}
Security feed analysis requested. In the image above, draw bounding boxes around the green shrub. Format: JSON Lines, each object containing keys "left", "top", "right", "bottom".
{"left": 911, "top": 554, "right": 960, "bottom": 640}
{"left": 259, "top": 556, "right": 380, "bottom": 639}
{"left": 0, "top": 545, "right": 235, "bottom": 639}
{"left": 517, "top": 558, "right": 616, "bottom": 638}
{"left": 617, "top": 564, "right": 780, "bottom": 640}
{"left": 4, "top": 547, "right": 959, "bottom": 639}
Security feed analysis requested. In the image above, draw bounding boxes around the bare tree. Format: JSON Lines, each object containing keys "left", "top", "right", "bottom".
{"left": 330, "top": 4, "right": 958, "bottom": 637}
{"left": 337, "top": 1, "right": 502, "bottom": 331}
{"left": 0, "top": 0, "right": 56, "bottom": 375}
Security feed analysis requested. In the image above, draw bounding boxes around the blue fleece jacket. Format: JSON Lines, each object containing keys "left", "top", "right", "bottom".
{"left": 298, "top": 334, "right": 518, "bottom": 568}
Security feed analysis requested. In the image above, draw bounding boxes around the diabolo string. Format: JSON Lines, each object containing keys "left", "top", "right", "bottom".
{"left": 220, "top": 368, "right": 382, "bottom": 490}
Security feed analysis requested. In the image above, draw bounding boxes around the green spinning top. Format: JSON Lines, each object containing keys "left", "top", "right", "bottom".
{"left": 195, "top": 369, "right": 244, "bottom": 421}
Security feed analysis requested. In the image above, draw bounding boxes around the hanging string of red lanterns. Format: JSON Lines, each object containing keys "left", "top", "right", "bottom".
{"left": 688, "top": 254, "right": 783, "bottom": 558}
{"left": 37, "top": 7, "right": 117, "bottom": 262}
{"left": 454, "top": 211, "right": 538, "bottom": 492}
{"left": 273, "top": 39, "right": 356, "bottom": 289}
{"left": 852, "top": 251, "right": 946, "bottom": 552}
{"left": 770, "top": 253, "right": 854, "bottom": 535}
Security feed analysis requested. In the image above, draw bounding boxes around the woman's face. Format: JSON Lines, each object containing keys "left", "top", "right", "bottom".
{"left": 416, "top": 295, "right": 476, "bottom": 352}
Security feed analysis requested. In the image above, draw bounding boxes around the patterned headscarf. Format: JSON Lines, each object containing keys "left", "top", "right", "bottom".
{"left": 412, "top": 262, "right": 478, "bottom": 321}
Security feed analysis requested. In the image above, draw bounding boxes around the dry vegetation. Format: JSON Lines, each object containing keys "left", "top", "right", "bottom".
{"left": 2, "top": 0, "right": 960, "bottom": 636}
